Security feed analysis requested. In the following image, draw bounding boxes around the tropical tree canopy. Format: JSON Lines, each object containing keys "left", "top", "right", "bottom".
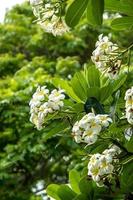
{"left": 0, "top": 1, "right": 133, "bottom": 200}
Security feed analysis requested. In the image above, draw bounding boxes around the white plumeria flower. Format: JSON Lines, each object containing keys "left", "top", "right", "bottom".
{"left": 74, "top": 135, "right": 82, "bottom": 143}
{"left": 51, "top": 17, "right": 70, "bottom": 36}
{"left": 126, "top": 110, "right": 133, "bottom": 125}
{"left": 48, "top": 100, "right": 64, "bottom": 111}
{"left": 88, "top": 146, "right": 120, "bottom": 186}
{"left": 72, "top": 113, "right": 111, "bottom": 145}
{"left": 125, "top": 87, "right": 133, "bottom": 125}
{"left": 30, "top": 1, "right": 69, "bottom": 36}
{"left": 91, "top": 34, "right": 119, "bottom": 78}
{"left": 88, "top": 164, "right": 101, "bottom": 182}
{"left": 32, "top": 86, "right": 49, "bottom": 101}
{"left": 96, "top": 114, "right": 112, "bottom": 127}
{"left": 48, "top": 89, "right": 65, "bottom": 102}
{"left": 30, "top": 0, "right": 43, "bottom": 6}
{"left": 124, "top": 128, "right": 133, "bottom": 141}
{"left": 99, "top": 155, "right": 114, "bottom": 175}
{"left": 84, "top": 134, "right": 98, "bottom": 145}
{"left": 125, "top": 87, "right": 133, "bottom": 100}
{"left": 29, "top": 87, "right": 65, "bottom": 130}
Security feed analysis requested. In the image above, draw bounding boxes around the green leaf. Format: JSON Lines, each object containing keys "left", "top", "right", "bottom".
{"left": 105, "top": 0, "right": 133, "bottom": 16}
{"left": 71, "top": 72, "right": 88, "bottom": 102}
{"left": 79, "top": 178, "right": 93, "bottom": 198}
{"left": 69, "top": 169, "right": 81, "bottom": 194}
{"left": 120, "top": 162, "right": 133, "bottom": 193}
{"left": 86, "top": 87, "right": 101, "bottom": 101}
{"left": 42, "top": 121, "right": 70, "bottom": 141}
{"left": 125, "top": 137, "right": 133, "bottom": 153}
{"left": 112, "top": 74, "right": 127, "bottom": 92}
{"left": 74, "top": 194, "right": 88, "bottom": 200}
{"left": 84, "top": 66, "right": 100, "bottom": 88}
{"left": 100, "top": 84, "right": 113, "bottom": 103}
{"left": 52, "top": 78, "right": 83, "bottom": 103}
{"left": 111, "top": 17, "right": 133, "bottom": 30}
{"left": 87, "top": 0, "right": 104, "bottom": 26}
{"left": 84, "top": 97, "right": 104, "bottom": 114}
{"left": 46, "top": 184, "right": 61, "bottom": 200}
{"left": 65, "top": 0, "right": 89, "bottom": 27}
{"left": 57, "top": 185, "right": 76, "bottom": 200}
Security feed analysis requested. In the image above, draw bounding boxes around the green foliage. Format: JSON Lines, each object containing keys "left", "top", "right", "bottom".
{"left": 87, "top": 0, "right": 104, "bottom": 26}
{"left": 105, "top": 0, "right": 133, "bottom": 30}
{"left": 65, "top": 0, "right": 89, "bottom": 27}
{"left": 0, "top": 1, "right": 133, "bottom": 200}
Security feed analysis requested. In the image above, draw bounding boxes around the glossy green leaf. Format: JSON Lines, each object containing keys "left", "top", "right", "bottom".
{"left": 71, "top": 71, "right": 88, "bottom": 102}
{"left": 120, "top": 162, "right": 133, "bottom": 193}
{"left": 84, "top": 66, "right": 100, "bottom": 87}
{"left": 112, "top": 74, "right": 127, "bottom": 92}
{"left": 74, "top": 194, "right": 88, "bottom": 200}
{"left": 125, "top": 137, "right": 133, "bottom": 153}
{"left": 57, "top": 185, "right": 76, "bottom": 200}
{"left": 105, "top": 0, "right": 133, "bottom": 16}
{"left": 69, "top": 169, "right": 81, "bottom": 194}
{"left": 100, "top": 84, "right": 113, "bottom": 103}
{"left": 52, "top": 78, "right": 83, "bottom": 103}
{"left": 87, "top": 0, "right": 104, "bottom": 26}
{"left": 79, "top": 178, "right": 93, "bottom": 197}
{"left": 65, "top": 0, "right": 89, "bottom": 27}
{"left": 46, "top": 184, "right": 61, "bottom": 200}
{"left": 86, "top": 87, "right": 101, "bottom": 101}
{"left": 84, "top": 97, "right": 104, "bottom": 114}
{"left": 111, "top": 17, "right": 133, "bottom": 30}
{"left": 42, "top": 121, "right": 70, "bottom": 141}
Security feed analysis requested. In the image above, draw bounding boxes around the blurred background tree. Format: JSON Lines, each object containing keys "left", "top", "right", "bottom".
{"left": 0, "top": 1, "right": 133, "bottom": 200}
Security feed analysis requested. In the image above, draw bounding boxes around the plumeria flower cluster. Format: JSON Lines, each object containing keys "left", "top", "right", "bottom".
{"left": 72, "top": 113, "right": 112, "bottom": 145}
{"left": 125, "top": 86, "right": 133, "bottom": 125}
{"left": 88, "top": 146, "right": 121, "bottom": 186}
{"left": 91, "top": 34, "right": 121, "bottom": 78}
{"left": 30, "top": 0, "right": 69, "bottom": 36}
{"left": 29, "top": 86, "right": 65, "bottom": 130}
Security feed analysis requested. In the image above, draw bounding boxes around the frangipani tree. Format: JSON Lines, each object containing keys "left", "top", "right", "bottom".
{"left": 28, "top": 1, "right": 133, "bottom": 199}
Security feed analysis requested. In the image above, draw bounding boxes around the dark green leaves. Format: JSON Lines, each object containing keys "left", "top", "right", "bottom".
{"left": 47, "top": 184, "right": 77, "bottom": 200}
{"left": 69, "top": 169, "right": 81, "bottom": 194}
{"left": 84, "top": 97, "right": 104, "bottom": 114}
{"left": 105, "top": 0, "right": 133, "bottom": 30}
{"left": 65, "top": 0, "right": 89, "bottom": 27}
{"left": 105, "top": 0, "right": 133, "bottom": 16}
{"left": 53, "top": 66, "right": 127, "bottom": 105}
{"left": 111, "top": 17, "right": 133, "bottom": 30}
{"left": 120, "top": 162, "right": 133, "bottom": 193}
{"left": 65, "top": 0, "right": 104, "bottom": 27}
{"left": 87, "top": 0, "right": 104, "bottom": 26}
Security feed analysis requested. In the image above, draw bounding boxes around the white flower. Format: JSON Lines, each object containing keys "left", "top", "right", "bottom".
{"left": 48, "top": 100, "right": 64, "bottom": 111}
{"left": 74, "top": 135, "right": 82, "bottom": 143}
{"left": 96, "top": 114, "right": 112, "bottom": 127}
{"left": 125, "top": 87, "right": 133, "bottom": 100}
{"left": 88, "top": 164, "right": 101, "bottom": 182}
{"left": 84, "top": 133, "right": 98, "bottom": 145}
{"left": 124, "top": 128, "right": 133, "bottom": 141}
{"left": 29, "top": 87, "right": 65, "bottom": 130}
{"left": 91, "top": 34, "right": 120, "bottom": 78}
{"left": 30, "top": 1, "right": 70, "bottom": 36}
{"left": 125, "top": 87, "right": 133, "bottom": 125}
{"left": 51, "top": 17, "right": 70, "bottom": 36}
{"left": 88, "top": 146, "right": 120, "bottom": 186}
{"left": 48, "top": 89, "right": 65, "bottom": 102}
{"left": 126, "top": 109, "right": 133, "bottom": 125}
{"left": 30, "top": 0, "right": 43, "bottom": 6}
{"left": 72, "top": 113, "right": 112, "bottom": 145}
{"left": 72, "top": 113, "right": 101, "bottom": 145}
{"left": 32, "top": 86, "right": 49, "bottom": 101}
